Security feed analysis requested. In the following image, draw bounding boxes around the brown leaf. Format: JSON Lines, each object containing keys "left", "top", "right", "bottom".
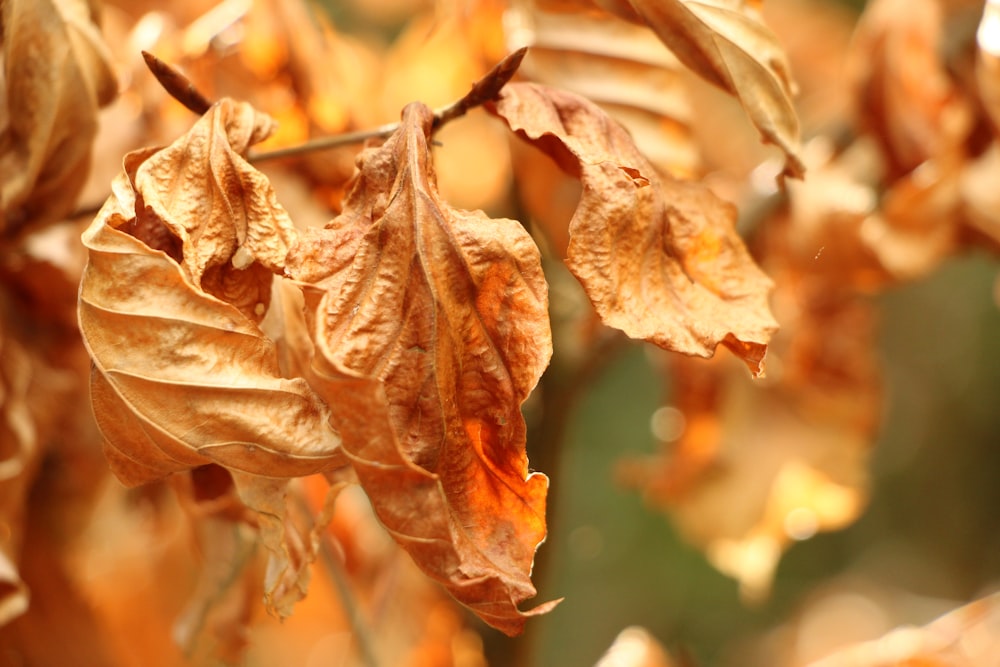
{"left": 622, "top": 261, "right": 879, "bottom": 600}
{"left": 0, "top": 0, "right": 118, "bottom": 231}
{"left": 506, "top": 0, "right": 702, "bottom": 177}
{"left": 616, "top": 0, "right": 805, "bottom": 178}
{"left": 489, "top": 82, "right": 777, "bottom": 375}
{"left": 288, "top": 102, "right": 557, "bottom": 635}
{"left": 79, "top": 105, "right": 343, "bottom": 482}
{"left": 848, "top": 0, "right": 971, "bottom": 177}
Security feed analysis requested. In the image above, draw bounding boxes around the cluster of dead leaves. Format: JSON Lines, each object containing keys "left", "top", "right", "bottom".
{"left": 5, "top": 0, "right": 1000, "bottom": 665}
{"left": 3, "top": 0, "right": 794, "bottom": 653}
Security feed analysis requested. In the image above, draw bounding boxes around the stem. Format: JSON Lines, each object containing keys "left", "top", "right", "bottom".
{"left": 293, "top": 484, "right": 380, "bottom": 667}
{"left": 318, "top": 529, "right": 381, "bottom": 667}
{"left": 247, "top": 47, "right": 528, "bottom": 163}
{"left": 247, "top": 122, "right": 400, "bottom": 163}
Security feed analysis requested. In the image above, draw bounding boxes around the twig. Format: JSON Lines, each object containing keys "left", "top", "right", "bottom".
{"left": 293, "top": 483, "right": 380, "bottom": 667}
{"left": 247, "top": 47, "right": 528, "bottom": 163}
{"left": 318, "top": 528, "right": 381, "bottom": 667}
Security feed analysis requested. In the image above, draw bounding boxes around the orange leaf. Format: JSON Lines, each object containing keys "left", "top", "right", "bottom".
{"left": 489, "top": 82, "right": 777, "bottom": 375}
{"left": 289, "top": 102, "right": 558, "bottom": 635}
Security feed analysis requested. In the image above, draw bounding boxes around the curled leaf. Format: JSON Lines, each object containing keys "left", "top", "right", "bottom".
{"left": 1, "top": 0, "right": 118, "bottom": 231}
{"left": 489, "top": 82, "right": 777, "bottom": 375}
{"left": 289, "top": 102, "right": 557, "bottom": 635}
{"left": 617, "top": 0, "right": 805, "bottom": 178}
{"left": 78, "top": 98, "right": 344, "bottom": 484}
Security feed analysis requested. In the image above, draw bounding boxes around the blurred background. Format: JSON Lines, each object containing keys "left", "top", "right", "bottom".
{"left": 3, "top": 0, "right": 1000, "bottom": 665}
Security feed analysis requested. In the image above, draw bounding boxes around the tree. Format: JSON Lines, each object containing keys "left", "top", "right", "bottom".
{"left": 2, "top": 0, "right": 999, "bottom": 665}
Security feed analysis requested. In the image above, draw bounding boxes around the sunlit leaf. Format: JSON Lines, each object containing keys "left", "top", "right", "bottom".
{"left": 489, "top": 82, "right": 777, "bottom": 375}
{"left": 614, "top": 0, "right": 805, "bottom": 178}
{"left": 288, "top": 101, "right": 557, "bottom": 635}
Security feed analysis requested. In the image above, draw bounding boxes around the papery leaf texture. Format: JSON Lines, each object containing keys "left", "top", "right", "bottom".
{"left": 488, "top": 82, "right": 777, "bottom": 375}
{"left": 617, "top": 0, "right": 805, "bottom": 178}
{"left": 0, "top": 0, "right": 117, "bottom": 230}
{"left": 78, "top": 98, "right": 344, "bottom": 486}
{"left": 287, "top": 101, "right": 557, "bottom": 635}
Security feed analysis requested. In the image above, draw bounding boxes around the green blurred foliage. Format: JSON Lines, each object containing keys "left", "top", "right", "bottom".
{"left": 525, "top": 254, "right": 1000, "bottom": 666}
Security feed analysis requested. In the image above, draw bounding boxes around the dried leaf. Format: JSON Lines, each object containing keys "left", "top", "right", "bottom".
{"left": 849, "top": 0, "right": 971, "bottom": 177}
{"left": 489, "top": 82, "right": 777, "bottom": 375}
{"left": 807, "top": 591, "right": 1000, "bottom": 667}
{"left": 623, "top": 265, "right": 880, "bottom": 600}
{"left": 507, "top": 0, "right": 701, "bottom": 177}
{"left": 0, "top": 0, "right": 118, "bottom": 231}
{"left": 616, "top": 0, "right": 805, "bottom": 178}
{"left": 288, "top": 102, "right": 557, "bottom": 635}
{"left": 79, "top": 98, "right": 343, "bottom": 485}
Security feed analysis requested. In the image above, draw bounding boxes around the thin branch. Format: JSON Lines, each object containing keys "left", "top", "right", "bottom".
{"left": 293, "top": 481, "right": 381, "bottom": 667}
{"left": 247, "top": 47, "right": 529, "bottom": 164}
{"left": 247, "top": 122, "right": 401, "bottom": 163}
{"left": 318, "top": 527, "right": 382, "bottom": 667}
{"left": 69, "top": 48, "right": 529, "bottom": 218}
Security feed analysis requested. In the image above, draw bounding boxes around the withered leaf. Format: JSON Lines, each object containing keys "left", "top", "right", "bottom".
{"left": 506, "top": 0, "right": 701, "bottom": 177}
{"left": 614, "top": 0, "right": 805, "bottom": 178}
{"left": 489, "top": 82, "right": 777, "bottom": 375}
{"left": 288, "top": 102, "right": 557, "bottom": 635}
{"left": 78, "top": 98, "right": 344, "bottom": 485}
{"left": 1, "top": 0, "right": 118, "bottom": 231}
{"left": 849, "top": 0, "right": 970, "bottom": 177}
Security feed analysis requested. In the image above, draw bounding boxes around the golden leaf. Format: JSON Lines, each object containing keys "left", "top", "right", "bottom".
{"left": 78, "top": 99, "right": 345, "bottom": 617}
{"left": 289, "top": 102, "right": 558, "bottom": 635}
{"left": 489, "top": 82, "right": 777, "bottom": 375}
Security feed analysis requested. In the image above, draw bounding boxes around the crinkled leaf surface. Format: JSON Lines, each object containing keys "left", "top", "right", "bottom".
{"left": 0, "top": 0, "right": 117, "bottom": 231}
{"left": 288, "top": 102, "right": 557, "bottom": 635}
{"left": 79, "top": 99, "right": 342, "bottom": 483}
{"left": 489, "top": 82, "right": 777, "bottom": 375}
{"left": 619, "top": 0, "right": 805, "bottom": 178}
